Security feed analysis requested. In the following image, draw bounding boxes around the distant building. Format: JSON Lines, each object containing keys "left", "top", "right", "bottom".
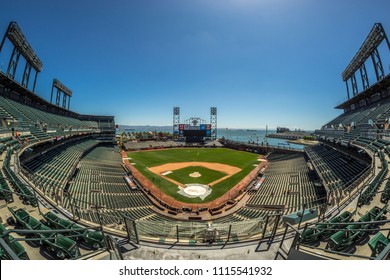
{"left": 277, "top": 127, "right": 290, "bottom": 133}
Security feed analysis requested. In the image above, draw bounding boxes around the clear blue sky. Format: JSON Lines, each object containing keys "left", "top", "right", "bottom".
{"left": 0, "top": 0, "right": 389, "bottom": 129}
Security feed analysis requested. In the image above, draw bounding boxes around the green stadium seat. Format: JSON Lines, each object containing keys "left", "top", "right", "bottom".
{"left": 368, "top": 232, "right": 390, "bottom": 257}
{"left": 0, "top": 223, "right": 29, "bottom": 260}
{"left": 301, "top": 210, "right": 354, "bottom": 243}
{"left": 39, "top": 224, "right": 80, "bottom": 259}
{"left": 44, "top": 211, "right": 104, "bottom": 249}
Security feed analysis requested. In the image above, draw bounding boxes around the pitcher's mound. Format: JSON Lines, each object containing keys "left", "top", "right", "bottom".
{"left": 189, "top": 172, "right": 201, "bottom": 178}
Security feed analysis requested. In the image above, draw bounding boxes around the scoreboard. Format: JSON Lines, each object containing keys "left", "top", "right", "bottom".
{"left": 172, "top": 108, "right": 217, "bottom": 141}
{"left": 176, "top": 124, "right": 212, "bottom": 137}
{"left": 183, "top": 129, "right": 211, "bottom": 137}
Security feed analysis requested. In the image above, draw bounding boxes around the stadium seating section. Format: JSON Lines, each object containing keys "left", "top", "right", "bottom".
{"left": 247, "top": 153, "right": 326, "bottom": 213}
{"left": 23, "top": 139, "right": 100, "bottom": 201}
{"left": 295, "top": 91, "right": 390, "bottom": 259}
{"left": 305, "top": 145, "right": 369, "bottom": 191}
{"left": 0, "top": 95, "right": 98, "bottom": 132}
{"left": 322, "top": 95, "right": 390, "bottom": 130}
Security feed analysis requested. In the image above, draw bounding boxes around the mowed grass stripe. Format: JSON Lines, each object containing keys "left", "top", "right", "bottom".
{"left": 128, "top": 148, "right": 259, "bottom": 203}
{"left": 165, "top": 166, "right": 227, "bottom": 185}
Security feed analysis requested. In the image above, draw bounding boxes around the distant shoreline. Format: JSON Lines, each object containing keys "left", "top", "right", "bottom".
{"left": 287, "top": 139, "right": 318, "bottom": 146}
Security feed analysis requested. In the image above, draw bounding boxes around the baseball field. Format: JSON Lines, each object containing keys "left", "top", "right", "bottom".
{"left": 127, "top": 148, "right": 259, "bottom": 203}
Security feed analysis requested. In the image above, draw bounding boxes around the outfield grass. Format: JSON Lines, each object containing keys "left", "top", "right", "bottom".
{"left": 128, "top": 148, "right": 259, "bottom": 203}
{"left": 165, "top": 166, "right": 227, "bottom": 185}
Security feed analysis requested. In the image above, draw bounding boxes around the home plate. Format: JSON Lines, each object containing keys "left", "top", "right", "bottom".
{"left": 184, "top": 185, "right": 207, "bottom": 196}
{"left": 177, "top": 184, "right": 212, "bottom": 200}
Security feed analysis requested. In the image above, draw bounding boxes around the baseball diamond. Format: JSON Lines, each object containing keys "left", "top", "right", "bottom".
{"left": 127, "top": 148, "right": 260, "bottom": 204}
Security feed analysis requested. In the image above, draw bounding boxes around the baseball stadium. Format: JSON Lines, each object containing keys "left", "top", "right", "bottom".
{"left": 1, "top": 17, "right": 390, "bottom": 263}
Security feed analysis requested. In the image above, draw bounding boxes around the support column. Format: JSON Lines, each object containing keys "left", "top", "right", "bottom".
{"left": 0, "top": 24, "right": 11, "bottom": 54}
{"left": 7, "top": 47, "right": 21, "bottom": 79}
{"left": 32, "top": 71, "right": 38, "bottom": 92}
{"left": 50, "top": 82, "right": 54, "bottom": 104}
{"left": 345, "top": 80, "right": 350, "bottom": 100}
{"left": 56, "top": 89, "right": 61, "bottom": 107}
{"left": 21, "top": 63, "right": 32, "bottom": 88}
{"left": 351, "top": 74, "right": 359, "bottom": 97}
{"left": 371, "top": 48, "right": 385, "bottom": 81}
{"left": 62, "top": 95, "right": 67, "bottom": 109}
{"left": 359, "top": 63, "right": 370, "bottom": 91}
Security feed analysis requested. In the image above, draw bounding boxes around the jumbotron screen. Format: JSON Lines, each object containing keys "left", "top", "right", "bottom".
{"left": 183, "top": 130, "right": 211, "bottom": 137}
{"left": 179, "top": 124, "right": 212, "bottom": 137}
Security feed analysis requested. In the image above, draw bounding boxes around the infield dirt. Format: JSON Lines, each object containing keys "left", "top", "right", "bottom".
{"left": 148, "top": 161, "right": 241, "bottom": 187}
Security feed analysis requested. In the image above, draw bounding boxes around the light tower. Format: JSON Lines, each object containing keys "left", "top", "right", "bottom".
{"left": 51, "top": 79, "right": 72, "bottom": 110}
{"left": 210, "top": 107, "right": 217, "bottom": 140}
{"left": 0, "top": 22, "right": 43, "bottom": 92}
{"left": 173, "top": 107, "right": 180, "bottom": 137}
